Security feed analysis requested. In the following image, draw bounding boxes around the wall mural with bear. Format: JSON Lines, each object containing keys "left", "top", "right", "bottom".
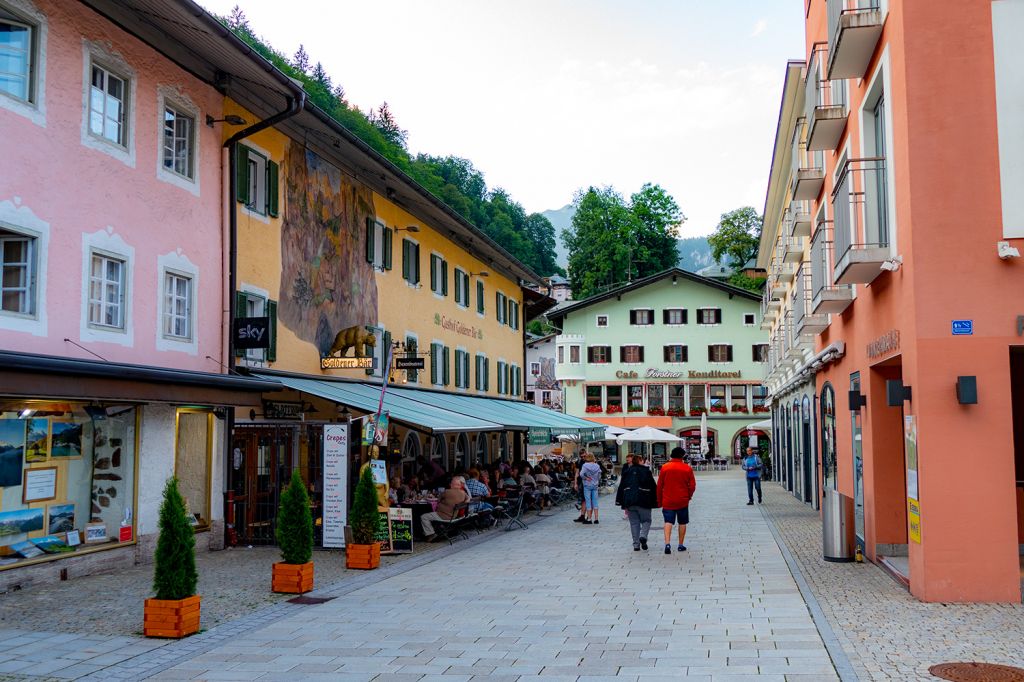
{"left": 279, "top": 147, "right": 379, "bottom": 355}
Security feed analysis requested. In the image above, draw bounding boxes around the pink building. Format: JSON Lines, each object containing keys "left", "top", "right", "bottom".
{"left": 0, "top": 0, "right": 284, "bottom": 586}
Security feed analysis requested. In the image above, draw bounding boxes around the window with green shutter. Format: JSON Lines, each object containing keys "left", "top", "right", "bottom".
{"left": 442, "top": 345, "right": 450, "bottom": 386}
{"left": 366, "top": 218, "right": 375, "bottom": 264}
{"left": 484, "top": 356, "right": 490, "bottom": 391}
{"left": 441, "top": 260, "right": 448, "bottom": 296}
{"left": 234, "top": 144, "right": 250, "bottom": 205}
{"left": 267, "top": 161, "right": 279, "bottom": 217}
{"left": 403, "top": 239, "right": 420, "bottom": 285}
{"left": 431, "top": 342, "right": 441, "bottom": 385}
{"left": 382, "top": 227, "right": 393, "bottom": 270}
{"left": 476, "top": 280, "right": 484, "bottom": 314}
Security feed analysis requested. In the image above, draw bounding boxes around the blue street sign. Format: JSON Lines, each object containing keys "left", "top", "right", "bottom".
{"left": 951, "top": 319, "right": 973, "bottom": 336}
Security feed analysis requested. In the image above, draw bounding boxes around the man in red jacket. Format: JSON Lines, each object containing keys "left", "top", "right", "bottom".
{"left": 657, "top": 447, "right": 696, "bottom": 555}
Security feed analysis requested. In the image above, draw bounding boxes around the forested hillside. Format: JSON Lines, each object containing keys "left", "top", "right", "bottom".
{"left": 221, "top": 8, "right": 562, "bottom": 278}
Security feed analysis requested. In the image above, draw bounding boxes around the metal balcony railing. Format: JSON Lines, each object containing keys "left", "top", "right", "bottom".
{"left": 811, "top": 219, "right": 833, "bottom": 297}
{"left": 792, "top": 118, "right": 825, "bottom": 200}
{"left": 827, "top": 0, "right": 883, "bottom": 80}
{"left": 788, "top": 200, "right": 812, "bottom": 237}
{"left": 806, "top": 43, "right": 848, "bottom": 151}
{"left": 832, "top": 156, "right": 888, "bottom": 264}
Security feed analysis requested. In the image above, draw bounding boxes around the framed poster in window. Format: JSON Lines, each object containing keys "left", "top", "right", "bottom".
{"left": 22, "top": 466, "right": 58, "bottom": 504}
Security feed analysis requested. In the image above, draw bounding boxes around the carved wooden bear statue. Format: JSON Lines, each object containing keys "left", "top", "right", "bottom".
{"left": 328, "top": 326, "right": 377, "bottom": 358}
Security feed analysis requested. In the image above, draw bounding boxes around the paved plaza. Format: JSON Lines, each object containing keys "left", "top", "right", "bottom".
{"left": 1, "top": 470, "right": 1022, "bottom": 681}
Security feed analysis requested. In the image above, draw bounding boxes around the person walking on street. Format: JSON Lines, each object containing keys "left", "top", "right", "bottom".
{"left": 616, "top": 454, "right": 658, "bottom": 550}
{"left": 742, "top": 446, "right": 763, "bottom": 505}
{"left": 657, "top": 446, "right": 696, "bottom": 554}
{"left": 580, "top": 453, "right": 603, "bottom": 524}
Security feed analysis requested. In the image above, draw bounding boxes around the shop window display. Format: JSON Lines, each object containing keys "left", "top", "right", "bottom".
{"left": 0, "top": 402, "right": 137, "bottom": 568}
{"left": 605, "top": 386, "right": 623, "bottom": 414}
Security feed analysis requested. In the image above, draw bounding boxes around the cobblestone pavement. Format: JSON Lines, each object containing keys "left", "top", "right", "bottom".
{"left": 760, "top": 478, "right": 1024, "bottom": 681}
{"left": 139, "top": 473, "right": 838, "bottom": 681}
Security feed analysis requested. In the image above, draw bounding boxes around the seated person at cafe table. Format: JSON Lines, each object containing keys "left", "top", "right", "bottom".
{"left": 420, "top": 476, "right": 471, "bottom": 541}
{"left": 465, "top": 469, "right": 495, "bottom": 512}
{"left": 416, "top": 455, "right": 447, "bottom": 490}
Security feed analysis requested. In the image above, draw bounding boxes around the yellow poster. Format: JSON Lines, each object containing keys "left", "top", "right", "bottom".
{"left": 908, "top": 498, "right": 921, "bottom": 543}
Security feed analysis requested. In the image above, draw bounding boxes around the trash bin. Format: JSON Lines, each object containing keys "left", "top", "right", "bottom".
{"left": 822, "top": 488, "right": 855, "bottom": 562}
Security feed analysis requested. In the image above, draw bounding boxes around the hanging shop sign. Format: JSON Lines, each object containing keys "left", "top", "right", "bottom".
{"left": 322, "top": 424, "right": 349, "bottom": 548}
{"left": 528, "top": 427, "right": 551, "bottom": 445}
{"left": 321, "top": 325, "right": 378, "bottom": 369}
{"left": 262, "top": 400, "right": 303, "bottom": 420}
{"left": 233, "top": 316, "right": 271, "bottom": 350}
{"left": 394, "top": 357, "right": 425, "bottom": 370}
{"left": 321, "top": 356, "right": 375, "bottom": 370}
{"left": 362, "top": 413, "right": 390, "bottom": 446}
{"left": 434, "top": 313, "right": 483, "bottom": 340}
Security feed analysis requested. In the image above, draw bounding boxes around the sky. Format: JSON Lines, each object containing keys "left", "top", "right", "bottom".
{"left": 200, "top": 1, "right": 806, "bottom": 238}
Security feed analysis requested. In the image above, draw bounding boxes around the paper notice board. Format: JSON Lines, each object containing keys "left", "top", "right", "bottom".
{"left": 322, "top": 424, "right": 349, "bottom": 548}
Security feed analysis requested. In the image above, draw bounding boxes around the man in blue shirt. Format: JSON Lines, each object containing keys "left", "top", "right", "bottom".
{"left": 465, "top": 469, "right": 494, "bottom": 512}
{"left": 742, "top": 446, "right": 763, "bottom": 505}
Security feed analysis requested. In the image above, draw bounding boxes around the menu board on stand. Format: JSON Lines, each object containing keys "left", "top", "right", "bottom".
{"left": 321, "top": 423, "right": 349, "bottom": 548}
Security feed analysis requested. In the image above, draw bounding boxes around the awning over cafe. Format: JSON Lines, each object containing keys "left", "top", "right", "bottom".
{"left": 260, "top": 374, "right": 504, "bottom": 434}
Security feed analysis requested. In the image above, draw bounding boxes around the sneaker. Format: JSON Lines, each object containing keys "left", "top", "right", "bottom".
{"left": 633, "top": 545, "right": 641, "bottom": 551}
{"left": 639, "top": 538, "right": 648, "bottom": 551}
{"left": 574, "top": 516, "right": 585, "bottom": 523}
{"left": 664, "top": 545, "right": 671, "bottom": 555}
{"left": 582, "top": 519, "right": 593, "bottom": 524}
{"left": 746, "top": 501, "right": 754, "bottom": 505}
{"left": 678, "top": 545, "right": 687, "bottom": 552}
{"left": 593, "top": 519, "right": 599, "bottom": 525}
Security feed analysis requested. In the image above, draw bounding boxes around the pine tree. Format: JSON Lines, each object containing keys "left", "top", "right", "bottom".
{"left": 292, "top": 44, "right": 310, "bottom": 74}
{"left": 275, "top": 470, "right": 313, "bottom": 564}
{"left": 227, "top": 5, "right": 248, "bottom": 30}
{"left": 152, "top": 478, "right": 198, "bottom": 601}
{"left": 349, "top": 465, "right": 381, "bottom": 544}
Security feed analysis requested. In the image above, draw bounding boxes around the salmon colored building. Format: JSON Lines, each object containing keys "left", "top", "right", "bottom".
{"left": 759, "top": 0, "right": 1024, "bottom": 602}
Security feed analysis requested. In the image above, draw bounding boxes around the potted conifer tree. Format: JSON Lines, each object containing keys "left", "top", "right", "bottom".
{"left": 144, "top": 477, "right": 200, "bottom": 638}
{"left": 272, "top": 470, "right": 314, "bottom": 593}
{"left": 346, "top": 465, "right": 382, "bottom": 569}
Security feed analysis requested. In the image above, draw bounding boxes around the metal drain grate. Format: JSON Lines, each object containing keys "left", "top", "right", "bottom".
{"left": 286, "top": 595, "right": 336, "bottom": 605}
{"left": 930, "top": 662, "right": 1024, "bottom": 681}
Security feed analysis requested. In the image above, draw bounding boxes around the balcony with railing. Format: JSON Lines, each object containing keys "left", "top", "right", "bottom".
{"left": 782, "top": 235, "right": 808, "bottom": 263}
{"left": 760, "top": 287, "right": 781, "bottom": 329}
{"left": 806, "top": 43, "right": 848, "bottom": 151}
{"left": 794, "top": 264, "right": 829, "bottom": 336}
{"left": 831, "top": 157, "right": 890, "bottom": 284}
{"left": 810, "top": 219, "right": 854, "bottom": 314}
{"left": 827, "top": 0, "right": 883, "bottom": 80}
{"left": 788, "top": 199, "right": 811, "bottom": 237}
{"left": 791, "top": 119, "right": 825, "bottom": 200}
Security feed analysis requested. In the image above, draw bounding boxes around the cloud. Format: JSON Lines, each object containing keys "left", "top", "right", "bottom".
{"left": 751, "top": 18, "right": 768, "bottom": 37}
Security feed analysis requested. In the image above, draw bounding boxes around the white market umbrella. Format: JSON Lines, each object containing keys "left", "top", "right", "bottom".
{"left": 700, "top": 412, "right": 710, "bottom": 457}
{"left": 604, "top": 426, "right": 628, "bottom": 439}
{"left": 746, "top": 419, "right": 772, "bottom": 430}
{"left": 616, "top": 425, "right": 682, "bottom": 461}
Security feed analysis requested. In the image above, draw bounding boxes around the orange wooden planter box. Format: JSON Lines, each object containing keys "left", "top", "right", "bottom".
{"left": 271, "top": 561, "right": 314, "bottom": 594}
{"left": 143, "top": 595, "right": 201, "bottom": 638}
{"left": 345, "top": 543, "right": 380, "bottom": 570}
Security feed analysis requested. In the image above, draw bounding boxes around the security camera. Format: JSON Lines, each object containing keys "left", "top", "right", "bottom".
{"left": 997, "top": 241, "right": 1020, "bottom": 259}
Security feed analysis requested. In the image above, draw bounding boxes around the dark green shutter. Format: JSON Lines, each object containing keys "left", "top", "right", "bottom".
{"left": 431, "top": 343, "right": 440, "bottom": 384}
{"left": 383, "top": 227, "right": 393, "bottom": 270}
{"left": 267, "top": 161, "right": 279, "bottom": 217}
{"left": 477, "top": 280, "right": 484, "bottom": 314}
{"left": 474, "top": 356, "right": 481, "bottom": 390}
{"left": 430, "top": 255, "right": 437, "bottom": 292}
{"left": 484, "top": 357, "right": 490, "bottom": 391}
{"left": 402, "top": 240, "right": 410, "bottom": 281}
{"left": 266, "top": 299, "right": 277, "bottom": 362}
{"left": 365, "top": 218, "right": 375, "bottom": 264}
{"left": 441, "top": 261, "right": 448, "bottom": 296}
{"left": 233, "top": 291, "right": 247, "bottom": 356}
{"left": 235, "top": 144, "right": 250, "bottom": 205}
{"left": 442, "top": 346, "right": 450, "bottom": 386}
{"left": 454, "top": 270, "right": 461, "bottom": 304}
{"left": 414, "top": 244, "right": 421, "bottom": 284}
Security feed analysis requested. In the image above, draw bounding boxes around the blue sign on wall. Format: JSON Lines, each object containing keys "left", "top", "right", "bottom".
{"left": 951, "top": 319, "right": 974, "bottom": 336}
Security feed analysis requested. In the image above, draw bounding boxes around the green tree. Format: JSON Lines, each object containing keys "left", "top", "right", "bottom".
{"left": 152, "top": 477, "right": 197, "bottom": 601}
{"left": 709, "top": 206, "right": 762, "bottom": 269}
{"left": 727, "top": 272, "right": 766, "bottom": 293}
{"left": 292, "top": 44, "right": 309, "bottom": 74}
{"left": 370, "top": 101, "right": 408, "bottom": 149}
{"left": 276, "top": 470, "right": 313, "bottom": 564}
{"left": 563, "top": 184, "right": 684, "bottom": 299}
{"left": 349, "top": 465, "right": 381, "bottom": 545}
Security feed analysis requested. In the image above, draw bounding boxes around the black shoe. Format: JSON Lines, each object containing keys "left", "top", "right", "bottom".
{"left": 633, "top": 546, "right": 641, "bottom": 551}
{"left": 581, "top": 519, "right": 593, "bottom": 524}
{"left": 664, "top": 545, "right": 671, "bottom": 554}
{"left": 678, "top": 545, "right": 687, "bottom": 552}
{"left": 758, "top": 499, "right": 763, "bottom": 504}
{"left": 746, "top": 501, "right": 754, "bottom": 505}
{"left": 640, "top": 538, "right": 648, "bottom": 551}
{"left": 574, "top": 516, "right": 585, "bottom": 523}
{"left": 593, "top": 519, "right": 599, "bottom": 525}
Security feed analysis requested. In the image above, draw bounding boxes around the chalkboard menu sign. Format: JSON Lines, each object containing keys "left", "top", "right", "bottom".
{"left": 387, "top": 507, "right": 413, "bottom": 554}
{"left": 373, "top": 507, "right": 414, "bottom": 555}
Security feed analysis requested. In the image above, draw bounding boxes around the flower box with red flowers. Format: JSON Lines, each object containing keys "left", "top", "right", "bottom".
{"left": 689, "top": 408, "right": 708, "bottom": 417}
{"left": 732, "top": 405, "right": 749, "bottom": 413}
{"left": 752, "top": 406, "right": 769, "bottom": 413}
{"left": 709, "top": 406, "right": 728, "bottom": 414}
{"left": 647, "top": 407, "right": 665, "bottom": 416}
{"left": 606, "top": 405, "right": 623, "bottom": 414}
{"left": 585, "top": 405, "right": 602, "bottom": 414}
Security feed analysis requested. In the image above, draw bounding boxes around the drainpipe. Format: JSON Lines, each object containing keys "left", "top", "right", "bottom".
{"left": 224, "top": 91, "right": 305, "bottom": 369}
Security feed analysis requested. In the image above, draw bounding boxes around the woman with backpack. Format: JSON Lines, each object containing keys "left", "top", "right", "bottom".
{"left": 615, "top": 454, "right": 658, "bottom": 550}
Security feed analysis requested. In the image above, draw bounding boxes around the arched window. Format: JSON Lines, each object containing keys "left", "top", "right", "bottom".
{"left": 401, "top": 432, "right": 421, "bottom": 481}
{"left": 821, "top": 384, "right": 836, "bottom": 491}
{"left": 455, "top": 433, "right": 470, "bottom": 471}
{"left": 475, "top": 433, "right": 488, "bottom": 465}
{"left": 499, "top": 433, "right": 509, "bottom": 461}
{"left": 431, "top": 434, "right": 446, "bottom": 464}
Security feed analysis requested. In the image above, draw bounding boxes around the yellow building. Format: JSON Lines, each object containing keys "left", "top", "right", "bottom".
{"left": 221, "top": 99, "right": 598, "bottom": 546}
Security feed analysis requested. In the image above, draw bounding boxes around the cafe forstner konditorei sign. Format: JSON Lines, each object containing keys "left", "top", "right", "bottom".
{"left": 321, "top": 324, "right": 377, "bottom": 370}
{"left": 615, "top": 368, "right": 743, "bottom": 380}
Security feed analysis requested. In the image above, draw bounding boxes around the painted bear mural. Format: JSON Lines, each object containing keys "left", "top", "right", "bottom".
{"left": 279, "top": 148, "right": 379, "bottom": 354}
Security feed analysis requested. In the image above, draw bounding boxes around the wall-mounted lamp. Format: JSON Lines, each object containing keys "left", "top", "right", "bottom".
{"left": 385, "top": 187, "right": 396, "bottom": 200}
{"left": 997, "top": 241, "right": 1020, "bottom": 259}
{"left": 848, "top": 390, "right": 867, "bottom": 411}
{"left": 880, "top": 255, "right": 903, "bottom": 272}
{"left": 470, "top": 271, "right": 489, "bottom": 278}
{"left": 886, "top": 379, "right": 912, "bottom": 406}
{"left": 395, "top": 225, "right": 419, "bottom": 233}
{"left": 205, "top": 114, "right": 247, "bottom": 127}
{"left": 956, "top": 376, "right": 978, "bottom": 404}
{"left": 83, "top": 404, "right": 108, "bottom": 421}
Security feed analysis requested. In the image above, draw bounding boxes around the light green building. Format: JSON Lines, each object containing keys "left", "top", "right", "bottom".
{"left": 548, "top": 268, "right": 771, "bottom": 462}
